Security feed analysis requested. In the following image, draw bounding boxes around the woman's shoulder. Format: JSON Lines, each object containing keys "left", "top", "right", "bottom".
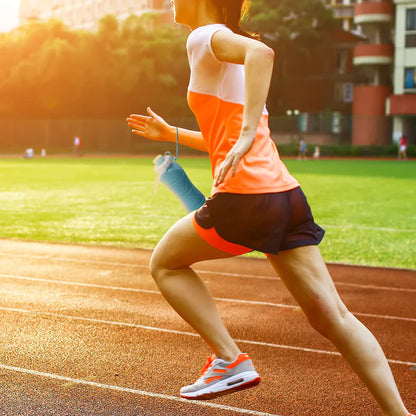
{"left": 187, "top": 24, "right": 233, "bottom": 64}
{"left": 188, "top": 24, "right": 231, "bottom": 45}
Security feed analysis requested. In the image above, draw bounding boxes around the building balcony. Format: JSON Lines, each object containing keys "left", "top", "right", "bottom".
{"left": 354, "top": 1, "right": 395, "bottom": 24}
{"left": 387, "top": 94, "right": 416, "bottom": 116}
{"left": 353, "top": 43, "right": 394, "bottom": 66}
{"left": 333, "top": 5, "right": 355, "bottom": 19}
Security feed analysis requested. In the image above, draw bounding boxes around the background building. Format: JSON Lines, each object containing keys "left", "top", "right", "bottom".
{"left": 351, "top": 0, "right": 395, "bottom": 145}
{"left": 387, "top": 0, "right": 416, "bottom": 145}
{"left": 19, "top": 0, "right": 171, "bottom": 30}
{"left": 326, "top": 0, "right": 415, "bottom": 146}
{"left": 274, "top": 27, "right": 361, "bottom": 145}
{"left": 324, "top": 0, "right": 359, "bottom": 32}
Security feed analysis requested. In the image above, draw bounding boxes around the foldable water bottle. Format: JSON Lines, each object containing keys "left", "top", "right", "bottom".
{"left": 153, "top": 129, "right": 206, "bottom": 212}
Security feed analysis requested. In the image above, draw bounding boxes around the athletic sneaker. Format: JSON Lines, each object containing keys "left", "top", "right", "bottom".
{"left": 180, "top": 353, "right": 261, "bottom": 400}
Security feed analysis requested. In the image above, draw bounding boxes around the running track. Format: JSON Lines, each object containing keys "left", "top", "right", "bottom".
{"left": 0, "top": 239, "right": 414, "bottom": 416}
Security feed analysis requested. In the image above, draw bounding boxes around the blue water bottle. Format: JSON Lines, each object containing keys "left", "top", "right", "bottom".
{"left": 154, "top": 152, "right": 206, "bottom": 212}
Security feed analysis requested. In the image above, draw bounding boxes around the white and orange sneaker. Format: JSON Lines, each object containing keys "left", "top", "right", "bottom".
{"left": 180, "top": 353, "right": 261, "bottom": 400}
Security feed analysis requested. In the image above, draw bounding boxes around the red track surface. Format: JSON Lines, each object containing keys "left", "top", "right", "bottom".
{"left": 0, "top": 239, "right": 414, "bottom": 415}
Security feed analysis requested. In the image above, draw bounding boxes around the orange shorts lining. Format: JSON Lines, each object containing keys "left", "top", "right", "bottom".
{"left": 192, "top": 215, "right": 252, "bottom": 256}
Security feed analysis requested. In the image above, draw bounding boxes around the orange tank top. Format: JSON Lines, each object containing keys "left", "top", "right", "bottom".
{"left": 186, "top": 24, "right": 299, "bottom": 196}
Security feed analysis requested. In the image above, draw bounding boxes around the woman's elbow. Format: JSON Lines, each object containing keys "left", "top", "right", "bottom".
{"left": 252, "top": 44, "right": 275, "bottom": 65}
{"left": 264, "top": 45, "right": 275, "bottom": 61}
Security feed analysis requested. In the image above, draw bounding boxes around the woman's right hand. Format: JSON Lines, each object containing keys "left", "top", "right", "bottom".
{"left": 127, "top": 107, "right": 172, "bottom": 142}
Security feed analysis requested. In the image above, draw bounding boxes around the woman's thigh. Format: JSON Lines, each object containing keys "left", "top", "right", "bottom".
{"left": 150, "top": 213, "right": 235, "bottom": 271}
{"left": 268, "top": 245, "right": 347, "bottom": 318}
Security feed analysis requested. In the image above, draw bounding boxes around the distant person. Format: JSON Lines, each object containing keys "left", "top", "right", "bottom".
{"left": 23, "top": 148, "right": 34, "bottom": 159}
{"left": 313, "top": 145, "right": 320, "bottom": 160}
{"left": 398, "top": 134, "right": 407, "bottom": 160}
{"left": 298, "top": 138, "right": 307, "bottom": 160}
{"left": 73, "top": 136, "right": 82, "bottom": 157}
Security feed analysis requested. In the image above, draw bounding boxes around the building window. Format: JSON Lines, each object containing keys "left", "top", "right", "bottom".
{"left": 406, "top": 8, "right": 416, "bottom": 30}
{"left": 336, "top": 49, "right": 348, "bottom": 74}
{"left": 335, "top": 82, "right": 354, "bottom": 103}
{"left": 407, "top": 34, "right": 416, "bottom": 47}
{"left": 406, "top": 8, "right": 416, "bottom": 47}
{"left": 404, "top": 68, "right": 416, "bottom": 90}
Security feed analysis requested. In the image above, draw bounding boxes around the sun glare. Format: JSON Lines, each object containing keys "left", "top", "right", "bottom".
{"left": 0, "top": 0, "right": 20, "bottom": 33}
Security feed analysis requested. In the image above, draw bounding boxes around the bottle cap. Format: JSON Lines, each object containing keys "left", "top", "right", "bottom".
{"left": 153, "top": 154, "right": 164, "bottom": 165}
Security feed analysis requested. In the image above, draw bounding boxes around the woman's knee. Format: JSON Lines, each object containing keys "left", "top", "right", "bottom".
{"left": 148, "top": 213, "right": 199, "bottom": 281}
{"left": 303, "top": 295, "right": 350, "bottom": 339}
{"left": 149, "top": 247, "right": 170, "bottom": 283}
{"left": 148, "top": 224, "right": 183, "bottom": 282}
{"left": 149, "top": 242, "right": 191, "bottom": 284}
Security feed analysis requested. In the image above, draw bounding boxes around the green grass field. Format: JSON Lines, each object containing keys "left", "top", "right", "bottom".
{"left": 0, "top": 156, "right": 414, "bottom": 269}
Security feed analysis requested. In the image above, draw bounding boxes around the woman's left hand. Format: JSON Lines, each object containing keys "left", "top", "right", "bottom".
{"left": 214, "top": 135, "right": 255, "bottom": 186}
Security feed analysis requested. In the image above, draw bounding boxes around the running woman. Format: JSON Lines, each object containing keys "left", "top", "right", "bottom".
{"left": 127, "top": 1, "right": 414, "bottom": 414}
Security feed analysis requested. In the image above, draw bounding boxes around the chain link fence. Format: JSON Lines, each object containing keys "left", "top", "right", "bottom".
{"left": 0, "top": 113, "right": 407, "bottom": 156}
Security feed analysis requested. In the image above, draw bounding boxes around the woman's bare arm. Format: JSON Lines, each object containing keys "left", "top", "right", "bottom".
{"left": 210, "top": 31, "right": 275, "bottom": 185}
{"left": 127, "top": 108, "right": 208, "bottom": 153}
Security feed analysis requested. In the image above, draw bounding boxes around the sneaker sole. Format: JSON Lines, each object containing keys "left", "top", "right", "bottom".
{"left": 180, "top": 371, "right": 261, "bottom": 400}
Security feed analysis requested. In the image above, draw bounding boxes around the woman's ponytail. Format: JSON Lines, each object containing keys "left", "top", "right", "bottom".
{"left": 212, "top": 0, "right": 255, "bottom": 38}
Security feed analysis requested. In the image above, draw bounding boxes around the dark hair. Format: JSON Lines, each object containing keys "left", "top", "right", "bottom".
{"left": 212, "top": 0, "right": 255, "bottom": 38}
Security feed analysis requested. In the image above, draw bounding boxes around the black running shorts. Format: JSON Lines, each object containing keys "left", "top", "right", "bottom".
{"left": 193, "top": 187, "right": 325, "bottom": 255}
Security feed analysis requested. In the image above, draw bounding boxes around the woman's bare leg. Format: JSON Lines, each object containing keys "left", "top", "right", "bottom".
{"left": 149, "top": 213, "right": 240, "bottom": 361}
{"left": 268, "top": 245, "right": 409, "bottom": 416}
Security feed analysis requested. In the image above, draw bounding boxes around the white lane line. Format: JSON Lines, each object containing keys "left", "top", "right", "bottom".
{"left": 0, "top": 273, "right": 292, "bottom": 306}
{"left": 1, "top": 274, "right": 416, "bottom": 323}
{"left": 0, "top": 274, "right": 161, "bottom": 295}
{"left": 0, "top": 252, "right": 415, "bottom": 290}
{"left": 334, "top": 281, "right": 416, "bottom": 293}
{"left": 0, "top": 364, "right": 279, "bottom": 416}
{"left": 1, "top": 251, "right": 416, "bottom": 280}
{"left": 234, "top": 338, "right": 416, "bottom": 367}
{"left": 324, "top": 224, "right": 416, "bottom": 233}
{"left": 0, "top": 252, "right": 275, "bottom": 280}
{"left": 0, "top": 253, "right": 151, "bottom": 270}
{"left": 1, "top": 306, "right": 415, "bottom": 368}
{"left": 352, "top": 311, "right": 416, "bottom": 323}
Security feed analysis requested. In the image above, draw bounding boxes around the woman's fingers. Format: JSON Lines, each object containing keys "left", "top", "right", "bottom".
{"left": 127, "top": 118, "right": 146, "bottom": 127}
{"left": 127, "top": 117, "right": 149, "bottom": 138}
{"left": 215, "top": 135, "right": 255, "bottom": 184}
{"left": 127, "top": 114, "right": 151, "bottom": 129}
{"left": 147, "top": 107, "right": 157, "bottom": 117}
{"left": 146, "top": 107, "right": 163, "bottom": 121}
{"left": 214, "top": 155, "right": 240, "bottom": 185}
{"left": 127, "top": 108, "right": 168, "bottom": 141}
{"left": 128, "top": 114, "right": 149, "bottom": 122}
{"left": 128, "top": 116, "right": 150, "bottom": 127}
{"left": 215, "top": 163, "right": 231, "bottom": 185}
{"left": 127, "top": 121, "right": 145, "bottom": 133}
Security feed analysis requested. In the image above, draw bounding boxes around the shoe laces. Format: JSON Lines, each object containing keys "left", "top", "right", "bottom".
{"left": 200, "top": 355, "right": 217, "bottom": 376}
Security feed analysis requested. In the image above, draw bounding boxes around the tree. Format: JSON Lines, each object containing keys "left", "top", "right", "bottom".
{"left": 0, "top": 2, "right": 339, "bottom": 119}
{"left": 0, "top": 14, "right": 190, "bottom": 119}
{"left": 244, "top": 0, "right": 338, "bottom": 114}
{"left": 246, "top": 0, "right": 336, "bottom": 41}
